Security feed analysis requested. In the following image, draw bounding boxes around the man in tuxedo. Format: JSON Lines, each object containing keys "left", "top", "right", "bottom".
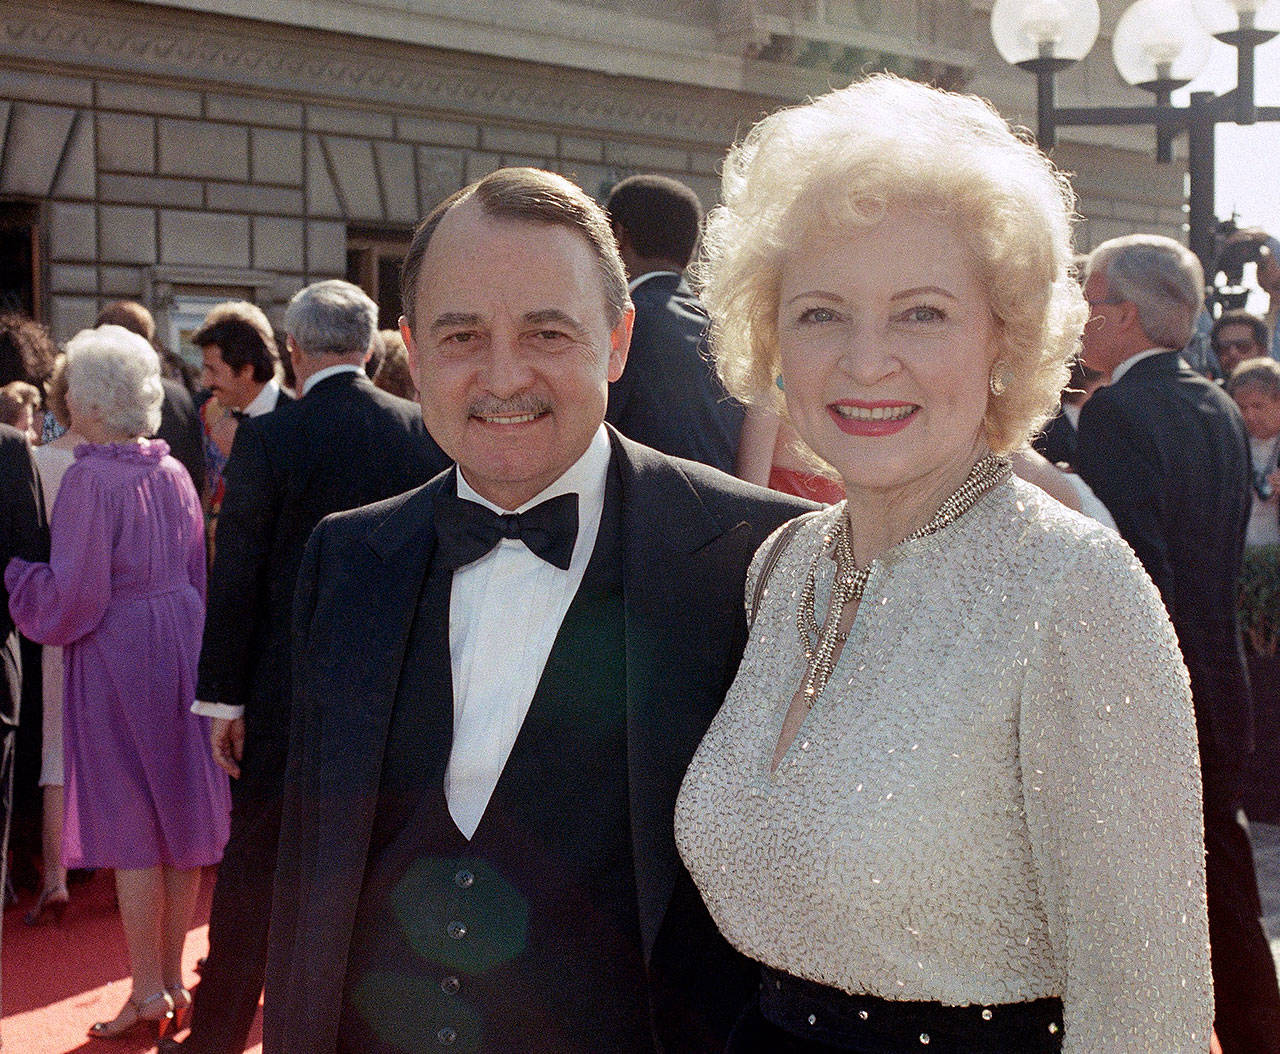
{"left": 264, "top": 168, "right": 810, "bottom": 1054}
{"left": 0, "top": 423, "right": 46, "bottom": 1044}
{"left": 168, "top": 281, "right": 450, "bottom": 1054}
{"left": 1074, "top": 234, "right": 1280, "bottom": 1054}
{"left": 603, "top": 174, "right": 743, "bottom": 473}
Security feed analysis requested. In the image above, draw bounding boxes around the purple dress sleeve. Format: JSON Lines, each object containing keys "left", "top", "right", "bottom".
{"left": 5, "top": 463, "right": 114, "bottom": 647}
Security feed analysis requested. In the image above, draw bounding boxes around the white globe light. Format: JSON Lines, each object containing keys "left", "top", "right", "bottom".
{"left": 1190, "top": 0, "right": 1280, "bottom": 35}
{"left": 991, "top": 0, "right": 1101, "bottom": 64}
{"left": 1112, "top": 0, "right": 1214, "bottom": 84}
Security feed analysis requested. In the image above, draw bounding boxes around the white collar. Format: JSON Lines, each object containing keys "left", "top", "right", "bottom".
{"left": 627, "top": 270, "right": 682, "bottom": 293}
{"left": 457, "top": 425, "right": 611, "bottom": 515}
{"left": 242, "top": 377, "right": 280, "bottom": 417}
{"left": 301, "top": 362, "right": 363, "bottom": 396}
{"left": 1109, "top": 347, "right": 1170, "bottom": 385}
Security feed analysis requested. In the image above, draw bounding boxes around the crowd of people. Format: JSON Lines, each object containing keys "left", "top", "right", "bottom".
{"left": 0, "top": 71, "right": 1276, "bottom": 1054}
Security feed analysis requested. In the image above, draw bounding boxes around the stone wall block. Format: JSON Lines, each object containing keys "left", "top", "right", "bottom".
{"left": 481, "top": 126, "right": 557, "bottom": 157}
{"left": 206, "top": 183, "right": 305, "bottom": 216}
{"left": 464, "top": 150, "right": 503, "bottom": 184}
{"left": 252, "top": 216, "right": 305, "bottom": 273}
{"left": 398, "top": 116, "right": 478, "bottom": 149}
{"left": 559, "top": 136, "right": 604, "bottom": 163}
{"left": 99, "top": 173, "right": 202, "bottom": 209}
{"left": 49, "top": 297, "right": 99, "bottom": 343}
{"left": 251, "top": 128, "right": 304, "bottom": 186}
{"left": 306, "top": 135, "right": 344, "bottom": 218}
{"left": 48, "top": 264, "right": 97, "bottom": 295}
{"left": 0, "top": 69, "right": 92, "bottom": 108}
{"left": 97, "top": 112, "right": 155, "bottom": 174}
{"left": 306, "top": 221, "right": 346, "bottom": 277}
{"left": 416, "top": 146, "right": 464, "bottom": 216}
{"left": 98, "top": 265, "right": 146, "bottom": 299}
{"left": 52, "top": 112, "right": 96, "bottom": 200}
{"left": 689, "top": 149, "right": 723, "bottom": 177}
{"left": 603, "top": 141, "right": 690, "bottom": 173}
{"left": 557, "top": 163, "right": 614, "bottom": 202}
{"left": 159, "top": 210, "right": 250, "bottom": 269}
{"left": 1, "top": 103, "right": 75, "bottom": 196}
{"left": 48, "top": 202, "right": 97, "bottom": 263}
{"left": 684, "top": 173, "right": 720, "bottom": 210}
{"left": 159, "top": 118, "right": 249, "bottom": 181}
{"left": 98, "top": 81, "right": 200, "bottom": 117}
{"left": 100, "top": 205, "right": 157, "bottom": 265}
{"left": 325, "top": 136, "right": 383, "bottom": 221}
{"left": 375, "top": 140, "right": 418, "bottom": 225}
{"left": 206, "top": 94, "right": 303, "bottom": 129}
{"left": 309, "top": 104, "right": 393, "bottom": 139}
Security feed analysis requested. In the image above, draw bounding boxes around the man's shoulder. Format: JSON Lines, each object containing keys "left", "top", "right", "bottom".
{"left": 313, "top": 471, "right": 447, "bottom": 547}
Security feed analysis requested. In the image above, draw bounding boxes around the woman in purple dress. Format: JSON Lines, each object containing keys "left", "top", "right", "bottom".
{"left": 6, "top": 324, "right": 230, "bottom": 1040}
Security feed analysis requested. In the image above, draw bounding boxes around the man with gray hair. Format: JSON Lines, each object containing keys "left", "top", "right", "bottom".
{"left": 1075, "top": 234, "right": 1280, "bottom": 1053}
{"left": 169, "top": 280, "right": 450, "bottom": 1054}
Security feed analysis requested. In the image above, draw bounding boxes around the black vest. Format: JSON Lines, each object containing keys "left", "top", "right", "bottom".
{"left": 338, "top": 471, "right": 654, "bottom": 1054}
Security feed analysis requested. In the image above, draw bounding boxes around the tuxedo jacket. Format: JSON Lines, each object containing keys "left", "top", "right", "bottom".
{"left": 196, "top": 371, "right": 449, "bottom": 784}
{"left": 156, "top": 378, "right": 207, "bottom": 498}
{"left": 1031, "top": 406, "right": 1077, "bottom": 468}
{"left": 1075, "top": 350, "right": 1253, "bottom": 809}
{"left": 606, "top": 274, "right": 744, "bottom": 475}
{"left": 264, "top": 431, "right": 813, "bottom": 1053}
{"left": 0, "top": 425, "right": 47, "bottom": 728}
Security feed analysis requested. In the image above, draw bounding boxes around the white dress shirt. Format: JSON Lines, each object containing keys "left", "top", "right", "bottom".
{"left": 1109, "top": 346, "right": 1169, "bottom": 384}
{"left": 1247, "top": 433, "right": 1280, "bottom": 548}
{"left": 241, "top": 377, "right": 282, "bottom": 417}
{"left": 445, "top": 426, "right": 611, "bottom": 838}
{"left": 301, "top": 362, "right": 362, "bottom": 395}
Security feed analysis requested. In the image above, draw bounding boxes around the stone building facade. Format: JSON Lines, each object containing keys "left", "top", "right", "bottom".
{"left": 0, "top": 0, "right": 1185, "bottom": 352}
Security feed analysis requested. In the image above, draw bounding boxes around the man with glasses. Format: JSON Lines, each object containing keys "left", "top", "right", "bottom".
{"left": 1212, "top": 309, "right": 1271, "bottom": 379}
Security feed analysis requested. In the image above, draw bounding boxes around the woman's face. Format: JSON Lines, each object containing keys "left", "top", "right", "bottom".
{"left": 1233, "top": 385, "right": 1280, "bottom": 442}
{"left": 776, "top": 207, "right": 998, "bottom": 503}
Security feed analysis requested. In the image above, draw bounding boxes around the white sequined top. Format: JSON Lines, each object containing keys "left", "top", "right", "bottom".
{"left": 675, "top": 477, "right": 1213, "bottom": 1053}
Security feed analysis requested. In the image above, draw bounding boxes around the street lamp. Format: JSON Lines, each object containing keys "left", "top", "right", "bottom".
{"left": 990, "top": 0, "right": 1280, "bottom": 270}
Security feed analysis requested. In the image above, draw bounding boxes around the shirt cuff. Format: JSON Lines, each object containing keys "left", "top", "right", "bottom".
{"left": 193, "top": 700, "right": 244, "bottom": 720}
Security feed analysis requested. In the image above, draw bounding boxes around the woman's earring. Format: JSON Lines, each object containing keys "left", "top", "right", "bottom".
{"left": 775, "top": 374, "right": 785, "bottom": 392}
{"left": 989, "top": 361, "right": 1013, "bottom": 397}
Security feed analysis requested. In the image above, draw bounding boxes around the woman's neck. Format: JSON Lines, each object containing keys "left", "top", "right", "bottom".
{"left": 841, "top": 443, "right": 990, "bottom": 568}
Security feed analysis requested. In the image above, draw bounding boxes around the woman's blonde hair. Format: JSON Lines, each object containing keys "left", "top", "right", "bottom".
{"left": 694, "top": 74, "right": 1087, "bottom": 453}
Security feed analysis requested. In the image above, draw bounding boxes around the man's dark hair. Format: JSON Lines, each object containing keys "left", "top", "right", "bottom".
{"left": 1211, "top": 309, "right": 1270, "bottom": 354}
{"left": 400, "top": 167, "right": 630, "bottom": 332}
{"left": 191, "top": 301, "right": 278, "bottom": 383}
{"left": 605, "top": 174, "right": 704, "bottom": 269}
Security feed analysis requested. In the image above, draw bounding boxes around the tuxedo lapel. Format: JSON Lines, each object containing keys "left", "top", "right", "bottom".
{"left": 610, "top": 430, "right": 755, "bottom": 958}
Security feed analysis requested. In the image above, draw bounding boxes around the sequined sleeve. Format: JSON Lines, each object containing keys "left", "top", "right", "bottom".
{"left": 1018, "top": 535, "right": 1213, "bottom": 1052}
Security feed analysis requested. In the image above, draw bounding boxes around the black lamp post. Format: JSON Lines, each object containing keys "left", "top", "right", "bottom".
{"left": 991, "top": 0, "right": 1279, "bottom": 271}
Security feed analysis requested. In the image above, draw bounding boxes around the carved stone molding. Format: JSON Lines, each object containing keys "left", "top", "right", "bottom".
{"left": 0, "top": 0, "right": 806, "bottom": 149}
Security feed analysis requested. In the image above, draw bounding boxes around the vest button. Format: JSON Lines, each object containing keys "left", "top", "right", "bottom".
{"left": 454, "top": 869, "right": 474, "bottom": 889}
{"left": 447, "top": 921, "right": 467, "bottom": 939}
{"left": 437, "top": 1026, "right": 457, "bottom": 1045}
{"left": 440, "top": 975, "right": 461, "bottom": 995}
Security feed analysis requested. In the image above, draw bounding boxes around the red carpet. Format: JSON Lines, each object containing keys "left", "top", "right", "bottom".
{"left": 1, "top": 868, "right": 262, "bottom": 1053}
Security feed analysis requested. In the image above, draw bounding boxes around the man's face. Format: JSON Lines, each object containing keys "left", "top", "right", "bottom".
{"left": 1080, "top": 271, "right": 1130, "bottom": 376}
{"left": 1215, "top": 323, "right": 1266, "bottom": 376}
{"left": 403, "top": 199, "right": 632, "bottom": 510}
{"left": 201, "top": 343, "right": 258, "bottom": 411}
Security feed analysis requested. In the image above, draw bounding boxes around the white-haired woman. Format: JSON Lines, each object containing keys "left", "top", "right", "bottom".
{"left": 674, "top": 76, "right": 1213, "bottom": 1052}
{"left": 6, "top": 325, "right": 230, "bottom": 1040}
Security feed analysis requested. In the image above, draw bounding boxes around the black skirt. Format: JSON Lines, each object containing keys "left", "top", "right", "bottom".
{"left": 726, "top": 966, "right": 1064, "bottom": 1054}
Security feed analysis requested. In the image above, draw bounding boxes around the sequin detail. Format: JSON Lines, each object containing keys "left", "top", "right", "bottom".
{"left": 674, "top": 478, "right": 1213, "bottom": 1052}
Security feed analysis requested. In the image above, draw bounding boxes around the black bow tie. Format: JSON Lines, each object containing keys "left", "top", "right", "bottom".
{"left": 434, "top": 489, "right": 579, "bottom": 571}
{"left": 229, "top": 409, "right": 248, "bottom": 421}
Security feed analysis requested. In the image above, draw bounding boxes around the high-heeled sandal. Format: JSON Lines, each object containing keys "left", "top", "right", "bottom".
{"left": 24, "top": 885, "right": 69, "bottom": 926}
{"left": 86, "top": 990, "right": 174, "bottom": 1040}
{"left": 166, "top": 983, "right": 193, "bottom": 1033}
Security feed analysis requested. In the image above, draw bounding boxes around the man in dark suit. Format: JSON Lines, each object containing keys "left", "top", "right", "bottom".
{"left": 1074, "top": 234, "right": 1280, "bottom": 1054}
{"left": 95, "top": 301, "right": 208, "bottom": 497}
{"left": 168, "top": 281, "right": 450, "bottom": 1054}
{"left": 0, "top": 423, "right": 46, "bottom": 1042}
{"left": 603, "top": 174, "right": 744, "bottom": 474}
{"left": 264, "top": 168, "right": 810, "bottom": 1054}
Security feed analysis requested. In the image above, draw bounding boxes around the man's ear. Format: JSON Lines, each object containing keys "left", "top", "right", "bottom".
{"left": 400, "top": 316, "right": 423, "bottom": 390}
{"left": 608, "top": 306, "right": 635, "bottom": 383}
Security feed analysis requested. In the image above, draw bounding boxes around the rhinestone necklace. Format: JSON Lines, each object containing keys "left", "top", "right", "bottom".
{"left": 796, "top": 453, "right": 1011, "bottom": 706}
